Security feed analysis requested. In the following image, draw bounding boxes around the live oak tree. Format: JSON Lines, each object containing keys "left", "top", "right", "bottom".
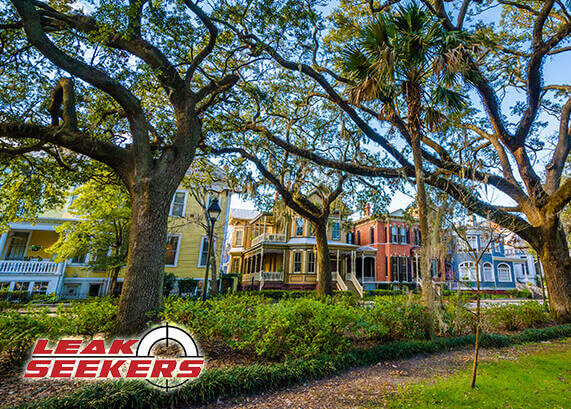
{"left": 206, "top": 71, "right": 359, "bottom": 295}
{"left": 219, "top": 0, "right": 571, "bottom": 321}
{"left": 0, "top": 0, "right": 239, "bottom": 334}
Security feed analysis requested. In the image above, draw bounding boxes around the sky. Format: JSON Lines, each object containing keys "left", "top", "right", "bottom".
{"left": 230, "top": 2, "right": 571, "bottom": 217}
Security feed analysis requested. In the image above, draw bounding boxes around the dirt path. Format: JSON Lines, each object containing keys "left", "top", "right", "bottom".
{"left": 194, "top": 339, "right": 569, "bottom": 409}
{"left": 0, "top": 339, "right": 567, "bottom": 408}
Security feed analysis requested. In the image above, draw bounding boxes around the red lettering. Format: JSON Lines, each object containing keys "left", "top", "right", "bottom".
{"left": 99, "top": 360, "right": 126, "bottom": 378}
{"left": 108, "top": 340, "right": 137, "bottom": 355}
{"left": 80, "top": 340, "right": 105, "bottom": 354}
{"left": 150, "top": 360, "right": 177, "bottom": 378}
{"left": 55, "top": 340, "right": 82, "bottom": 355}
{"left": 32, "top": 340, "right": 53, "bottom": 355}
{"left": 51, "top": 360, "right": 75, "bottom": 377}
{"left": 126, "top": 360, "right": 151, "bottom": 378}
{"left": 177, "top": 359, "right": 203, "bottom": 378}
{"left": 75, "top": 360, "right": 100, "bottom": 377}
{"left": 24, "top": 359, "right": 51, "bottom": 378}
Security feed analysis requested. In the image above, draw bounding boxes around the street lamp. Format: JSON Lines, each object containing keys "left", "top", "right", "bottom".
{"left": 202, "top": 198, "right": 221, "bottom": 300}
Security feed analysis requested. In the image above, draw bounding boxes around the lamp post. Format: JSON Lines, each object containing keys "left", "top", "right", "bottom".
{"left": 202, "top": 197, "right": 221, "bottom": 301}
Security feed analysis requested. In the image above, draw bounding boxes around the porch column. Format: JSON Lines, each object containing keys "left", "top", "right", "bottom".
{"left": 351, "top": 251, "right": 356, "bottom": 276}
{"left": 336, "top": 250, "right": 340, "bottom": 279}
{"left": 0, "top": 232, "right": 7, "bottom": 259}
{"left": 361, "top": 254, "right": 365, "bottom": 283}
{"left": 260, "top": 249, "right": 264, "bottom": 274}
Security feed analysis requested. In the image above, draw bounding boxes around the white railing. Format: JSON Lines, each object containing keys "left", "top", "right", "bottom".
{"left": 0, "top": 260, "right": 62, "bottom": 275}
{"left": 349, "top": 273, "right": 364, "bottom": 298}
{"left": 251, "top": 233, "right": 287, "bottom": 246}
{"left": 363, "top": 276, "right": 376, "bottom": 283}
{"left": 242, "top": 272, "right": 261, "bottom": 282}
{"left": 261, "top": 271, "right": 284, "bottom": 281}
{"left": 333, "top": 272, "right": 348, "bottom": 291}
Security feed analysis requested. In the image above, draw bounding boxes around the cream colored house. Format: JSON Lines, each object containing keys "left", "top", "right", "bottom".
{"left": 0, "top": 172, "right": 231, "bottom": 299}
{"left": 228, "top": 209, "right": 370, "bottom": 296}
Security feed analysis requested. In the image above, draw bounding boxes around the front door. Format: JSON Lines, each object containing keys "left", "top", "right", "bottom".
{"left": 4, "top": 232, "right": 30, "bottom": 260}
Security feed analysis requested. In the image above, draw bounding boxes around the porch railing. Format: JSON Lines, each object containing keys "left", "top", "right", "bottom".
{"left": 349, "top": 273, "right": 364, "bottom": 298}
{"left": 251, "top": 233, "right": 287, "bottom": 246}
{"left": 333, "top": 272, "right": 348, "bottom": 291}
{"left": 242, "top": 272, "right": 261, "bottom": 282}
{"left": 0, "top": 260, "right": 63, "bottom": 275}
{"left": 261, "top": 271, "right": 283, "bottom": 281}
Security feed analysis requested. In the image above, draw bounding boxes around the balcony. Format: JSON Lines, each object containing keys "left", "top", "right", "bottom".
{"left": 261, "top": 271, "right": 283, "bottom": 281}
{"left": 251, "top": 233, "right": 287, "bottom": 246}
{"left": 0, "top": 260, "right": 64, "bottom": 275}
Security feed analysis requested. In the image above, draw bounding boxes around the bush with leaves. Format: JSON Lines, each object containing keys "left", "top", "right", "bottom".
{"left": 485, "top": 301, "right": 549, "bottom": 331}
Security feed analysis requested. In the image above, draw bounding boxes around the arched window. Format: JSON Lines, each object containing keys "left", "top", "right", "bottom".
{"left": 498, "top": 263, "right": 511, "bottom": 282}
{"left": 483, "top": 263, "right": 494, "bottom": 281}
{"left": 459, "top": 261, "right": 477, "bottom": 281}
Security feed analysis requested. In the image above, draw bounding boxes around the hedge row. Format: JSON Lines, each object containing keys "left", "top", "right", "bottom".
{"left": 232, "top": 289, "right": 355, "bottom": 300}
{"left": 10, "top": 324, "right": 571, "bottom": 409}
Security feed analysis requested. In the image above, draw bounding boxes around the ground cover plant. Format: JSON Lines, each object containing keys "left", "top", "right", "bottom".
{"left": 384, "top": 342, "right": 571, "bottom": 409}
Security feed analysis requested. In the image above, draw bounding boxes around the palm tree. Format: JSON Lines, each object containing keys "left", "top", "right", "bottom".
{"left": 343, "top": 3, "right": 467, "bottom": 337}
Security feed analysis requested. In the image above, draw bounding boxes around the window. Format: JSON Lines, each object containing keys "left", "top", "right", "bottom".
{"left": 458, "top": 236, "right": 477, "bottom": 253}
{"left": 483, "top": 263, "right": 494, "bottom": 281}
{"left": 400, "top": 256, "right": 408, "bottom": 280}
{"left": 307, "top": 251, "right": 315, "bottom": 274}
{"left": 293, "top": 252, "right": 302, "bottom": 273}
{"left": 70, "top": 253, "right": 88, "bottom": 265}
{"left": 295, "top": 218, "right": 304, "bottom": 236}
{"left": 5, "top": 232, "right": 29, "bottom": 260}
{"left": 459, "top": 261, "right": 477, "bottom": 281}
{"left": 391, "top": 227, "right": 398, "bottom": 243}
{"left": 370, "top": 227, "right": 375, "bottom": 243}
{"left": 231, "top": 258, "right": 240, "bottom": 274}
{"left": 13, "top": 281, "right": 30, "bottom": 292}
{"left": 414, "top": 230, "right": 422, "bottom": 246}
{"left": 332, "top": 222, "right": 340, "bottom": 240}
{"left": 431, "top": 259, "right": 440, "bottom": 278}
{"left": 234, "top": 230, "right": 243, "bottom": 246}
{"left": 198, "top": 236, "right": 215, "bottom": 268}
{"left": 357, "top": 231, "right": 361, "bottom": 245}
{"left": 391, "top": 256, "right": 399, "bottom": 280}
{"left": 346, "top": 233, "right": 354, "bottom": 244}
{"left": 498, "top": 264, "right": 511, "bottom": 282}
{"left": 32, "top": 281, "right": 49, "bottom": 295}
{"left": 170, "top": 191, "right": 187, "bottom": 217}
{"left": 165, "top": 235, "right": 181, "bottom": 267}
{"left": 399, "top": 227, "right": 407, "bottom": 244}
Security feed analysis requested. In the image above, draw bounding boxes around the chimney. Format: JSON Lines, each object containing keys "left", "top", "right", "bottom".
{"left": 364, "top": 203, "right": 371, "bottom": 217}
{"left": 469, "top": 213, "right": 476, "bottom": 227}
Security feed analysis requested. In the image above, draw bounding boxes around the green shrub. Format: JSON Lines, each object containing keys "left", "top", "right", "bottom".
{"left": 56, "top": 297, "right": 118, "bottom": 337}
{"left": 485, "top": 301, "right": 548, "bottom": 331}
{"left": 178, "top": 278, "right": 199, "bottom": 295}
{"left": 0, "top": 290, "right": 31, "bottom": 302}
{"left": 244, "top": 298, "right": 360, "bottom": 360}
{"left": 364, "top": 299, "right": 429, "bottom": 341}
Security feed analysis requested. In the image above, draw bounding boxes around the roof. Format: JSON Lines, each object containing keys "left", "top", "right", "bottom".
{"left": 230, "top": 209, "right": 261, "bottom": 221}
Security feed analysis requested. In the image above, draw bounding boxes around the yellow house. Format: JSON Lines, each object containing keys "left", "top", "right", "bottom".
{"left": 0, "top": 172, "right": 231, "bottom": 299}
{"left": 227, "top": 208, "right": 369, "bottom": 296}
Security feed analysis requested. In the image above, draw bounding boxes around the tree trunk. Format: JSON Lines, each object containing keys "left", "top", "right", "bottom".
{"left": 107, "top": 266, "right": 121, "bottom": 296}
{"left": 407, "top": 81, "right": 436, "bottom": 337}
{"left": 314, "top": 221, "right": 333, "bottom": 296}
{"left": 538, "top": 220, "right": 571, "bottom": 322}
{"left": 114, "top": 185, "right": 172, "bottom": 335}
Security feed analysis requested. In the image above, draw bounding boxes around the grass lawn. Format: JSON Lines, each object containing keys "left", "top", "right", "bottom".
{"left": 384, "top": 342, "right": 570, "bottom": 409}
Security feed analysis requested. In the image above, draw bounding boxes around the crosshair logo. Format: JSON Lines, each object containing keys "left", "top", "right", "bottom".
{"left": 24, "top": 323, "right": 204, "bottom": 392}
